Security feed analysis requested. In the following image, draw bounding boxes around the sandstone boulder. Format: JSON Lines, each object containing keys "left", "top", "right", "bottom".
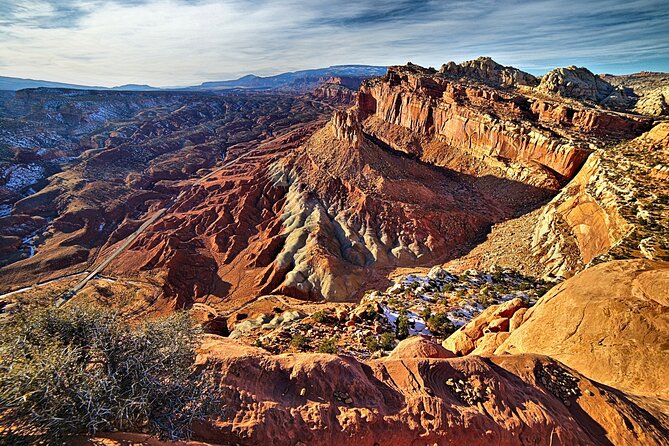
{"left": 388, "top": 335, "right": 455, "bottom": 359}
{"left": 497, "top": 260, "right": 669, "bottom": 398}
{"left": 442, "top": 297, "right": 528, "bottom": 355}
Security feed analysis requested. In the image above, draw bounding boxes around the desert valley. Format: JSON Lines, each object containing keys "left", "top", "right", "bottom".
{"left": 0, "top": 55, "right": 667, "bottom": 445}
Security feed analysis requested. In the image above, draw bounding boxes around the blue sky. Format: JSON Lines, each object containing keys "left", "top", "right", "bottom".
{"left": 0, "top": 0, "right": 667, "bottom": 87}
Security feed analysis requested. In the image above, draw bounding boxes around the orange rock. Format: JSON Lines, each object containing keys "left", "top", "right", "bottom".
{"left": 509, "top": 307, "right": 528, "bottom": 331}
{"left": 388, "top": 336, "right": 455, "bottom": 359}
{"left": 487, "top": 317, "right": 509, "bottom": 332}
{"left": 190, "top": 336, "right": 667, "bottom": 446}
{"left": 498, "top": 260, "right": 669, "bottom": 398}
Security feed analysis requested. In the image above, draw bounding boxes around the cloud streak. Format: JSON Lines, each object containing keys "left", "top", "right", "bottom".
{"left": 0, "top": 0, "right": 667, "bottom": 86}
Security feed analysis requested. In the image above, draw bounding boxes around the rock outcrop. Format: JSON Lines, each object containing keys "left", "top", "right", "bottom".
{"left": 538, "top": 66, "right": 617, "bottom": 103}
{"left": 603, "top": 71, "right": 669, "bottom": 116}
{"left": 531, "top": 122, "right": 669, "bottom": 279}
{"left": 389, "top": 335, "right": 455, "bottom": 359}
{"left": 440, "top": 56, "right": 538, "bottom": 87}
{"left": 311, "top": 76, "right": 367, "bottom": 106}
{"left": 442, "top": 297, "right": 528, "bottom": 356}
{"left": 358, "top": 62, "right": 650, "bottom": 192}
{"left": 189, "top": 335, "right": 668, "bottom": 446}
{"left": 496, "top": 260, "right": 669, "bottom": 398}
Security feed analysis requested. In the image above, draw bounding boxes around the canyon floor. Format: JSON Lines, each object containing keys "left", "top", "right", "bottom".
{"left": 1, "top": 58, "right": 668, "bottom": 445}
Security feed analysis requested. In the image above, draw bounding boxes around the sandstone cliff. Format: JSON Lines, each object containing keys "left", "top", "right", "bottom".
{"left": 358, "top": 62, "right": 649, "bottom": 191}
{"left": 531, "top": 122, "right": 669, "bottom": 278}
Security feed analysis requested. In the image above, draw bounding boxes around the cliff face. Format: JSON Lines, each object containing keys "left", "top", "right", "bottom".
{"left": 530, "top": 154, "right": 629, "bottom": 278}
{"left": 105, "top": 61, "right": 659, "bottom": 306}
{"left": 531, "top": 122, "right": 669, "bottom": 278}
{"left": 358, "top": 64, "right": 650, "bottom": 190}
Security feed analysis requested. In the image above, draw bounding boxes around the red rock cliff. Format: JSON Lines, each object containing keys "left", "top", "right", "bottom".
{"left": 357, "top": 64, "right": 651, "bottom": 187}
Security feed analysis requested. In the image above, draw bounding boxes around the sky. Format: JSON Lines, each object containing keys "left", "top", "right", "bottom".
{"left": 0, "top": 0, "right": 668, "bottom": 87}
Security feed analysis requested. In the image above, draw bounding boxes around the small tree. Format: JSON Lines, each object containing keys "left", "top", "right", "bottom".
{"left": 379, "top": 332, "right": 396, "bottom": 351}
{"left": 395, "top": 310, "right": 410, "bottom": 340}
{"left": 365, "top": 335, "right": 380, "bottom": 352}
{"left": 426, "top": 312, "right": 456, "bottom": 336}
{"left": 0, "top": 303, "right": 218, "bottom": 445}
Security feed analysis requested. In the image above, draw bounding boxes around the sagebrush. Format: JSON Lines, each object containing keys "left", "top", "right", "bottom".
{"left": 0, "top": 304, "right": 218, "bottom": 445}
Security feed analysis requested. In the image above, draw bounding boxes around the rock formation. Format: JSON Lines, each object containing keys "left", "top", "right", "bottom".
{"left": 531, "top": 122, "right": 668, "bottom": 278}
{"left": 440, "top": 56, "right": 538, "bottom": 87}
{"left": 538, "top": 65, "right": 617, "bottom": 103}
{"left": 496, "top": 259, "right": 669, "bottom": 398}
{"left": 442, "top": 297, "right": 528, "bottom": 356}
{"left": 187, "top": 335, "right": 668, "bottom": 446}
{"left": 603, "top": 71, "right": 669, "bottom": 116}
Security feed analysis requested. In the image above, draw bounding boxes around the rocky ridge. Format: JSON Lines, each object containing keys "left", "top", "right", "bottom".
{"left": 185, "top": 335, "right": 668, "bottom": 446}
{"left": 97, "top": 59, "right": 657, "bottom": 307}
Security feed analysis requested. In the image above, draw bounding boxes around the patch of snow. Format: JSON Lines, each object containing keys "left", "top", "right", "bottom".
{"left": 381, "top": 305, "right": 431, "bottom": 336}
{"left": 0, "top": 204, "right": 11, "bottom": 218}
{"left": 3, "top": 164, "right": 44, "bottom": 191}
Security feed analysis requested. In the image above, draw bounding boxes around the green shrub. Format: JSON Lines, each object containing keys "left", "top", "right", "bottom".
{"left": 379, "top": 332, "right": 395, "bottom": 351}
{"left": 365, "top": 335, "right": 380, "bottom": 352}
{"left": 317, "top": 336, "right": 338, "bottom": 354}
{"left": 395, "top": 310, "right": 410, "bottom": 340}
{"left": 426, "top": 312, "right": 456, "bottom": 336}
{"left": 311, "top": 310, "right": 331, "bottom": 324}
{"left": 0, "top": 304, "right": 217, "bottom": 445}
{"left": 290, "top": 334, "right": 309, "bottom": 351}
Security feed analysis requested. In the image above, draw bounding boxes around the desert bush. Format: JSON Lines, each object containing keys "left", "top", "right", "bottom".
{"left": 395, "top": 310, "right": 410, "bottom": 340}
{"left": 0, "top": 304, "right": 217, "bottom": 445}
{"left": 426, "top": 312, "right": 456, "bottom": 336}
{"left": 290, "top": 334, "right": 309, "bottom": 351}
{"left": 317, "top": 336, "right": 339, "bottom": 354}
{"left": 311, "top": 310, "right": 331, "bottom": 324}
{"left": 365, "top": 335, "right": 380, "bottom": 352}
{"left": 421, "top": 307, "right": 432, "bottom": 320}
{"left": 379, "top": 332, "right": 396, "bottom": 350}
{"left": 441, "top": 283, "right": 454, "bottom": 292}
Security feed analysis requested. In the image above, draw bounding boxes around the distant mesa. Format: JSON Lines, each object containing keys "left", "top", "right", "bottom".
{"left": 188, "top": 65, "right": 387, "bottom": 92}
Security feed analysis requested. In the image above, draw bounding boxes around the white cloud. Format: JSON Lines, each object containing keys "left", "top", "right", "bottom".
{"left": 0, "top": 0, "right": 667, "bottom": 86}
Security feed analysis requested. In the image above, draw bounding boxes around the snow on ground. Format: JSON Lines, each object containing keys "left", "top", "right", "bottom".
{"left": 3, "top": 163, "right": 44, "bottom": 192}
{"left": 382, "top": 306, "right": 430, "bottom": 336}
{"left": 369, "top": 265, "right": 548, "bottom": 337}
{"left": 3, "top": 164, "right": 44, "bottom": 191}
{"left": 0, "top": 204, "right": 11, "bottom": 218}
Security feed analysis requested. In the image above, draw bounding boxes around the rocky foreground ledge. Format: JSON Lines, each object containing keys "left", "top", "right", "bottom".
{"left": 79, "top": 259, "right": 669, "bottom": 446}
